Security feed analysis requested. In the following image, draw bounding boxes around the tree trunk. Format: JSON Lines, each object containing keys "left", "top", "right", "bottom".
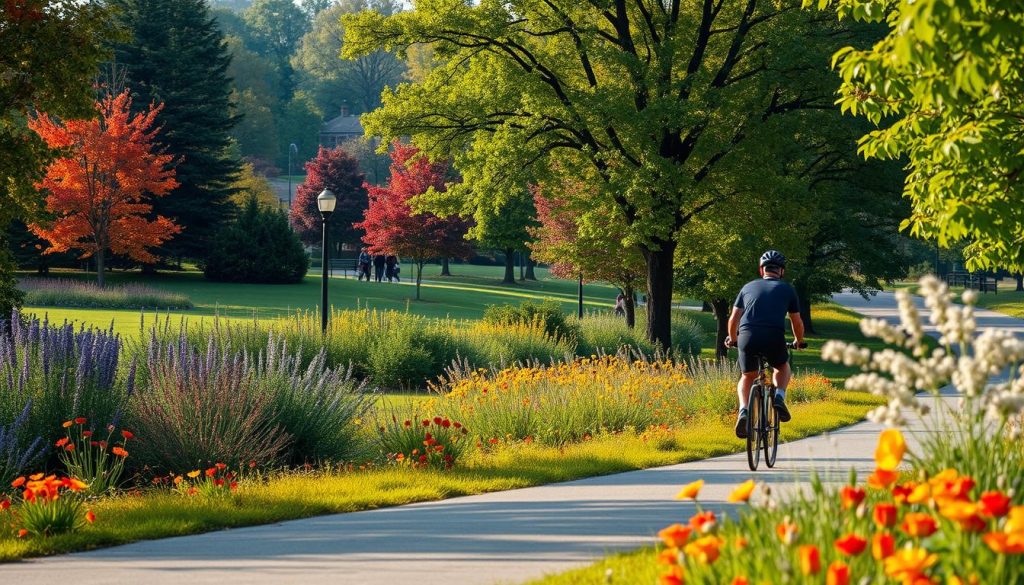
{"left": 794, "top": 281, "right": 815, "bottom": 334}
{"left": 502, "top": 248, "right": 515, "bottom": 284}
{"left": 1016, "top": 273, "right": 1023, "bottom": 292}
{"left": 623, "top": 283, "right": 636, "bottom": 329}
{"left": 518, "top": 250, "right": 525, "bottom": 281}
{"left": 642, "top": 239, "right": 676, "bottom": 351}
{"left": 525, "top": 251, "right": 537, "bottom": 280}
{"left": 701, "top": 300, "right": 712, "bottom": 312}
{"left": 96, "top": 249, "right": 106, "bottom": 288}
{"left": 711, "top": 298, "right": 730, "bottom": 361}
{"left": 140, "top": 263, "right": 156, "bottom": 275}
{"left": 416, "top": 261, "right": 424, "bottom": 300}
{"left": 440, "top": 257, "right": 451, "bottom": 276}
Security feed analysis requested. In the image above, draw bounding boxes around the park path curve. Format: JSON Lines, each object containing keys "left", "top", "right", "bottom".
{"left": 2, "top": 290, "right": 1020, "bottom": 585}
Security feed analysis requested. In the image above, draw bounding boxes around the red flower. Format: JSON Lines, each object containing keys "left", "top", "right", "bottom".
{"left": 74, "top": 417, "right": 87, "bottom": 425}
{"left": 111, "top": 446, "right": 128, "bottom": 457}
{"left": 215, "top": 463, "right": 227, "bottom": 471}
{"left": 872, "top": 532, "right": 896, "bottom": 560}
{"left": 18, "top": 529, "right": 28, "bottom": 538}
{"left": 422, "top": 420, "right": 430, "bottom": 427}
{"left": 64, "top": 443, "right": 75, "bottom": 452}
{"left": 799, "top": 545, "right": 821, "bottom": 575}
{"left": 873, "top": 503, "right": 899, "bottom": 528}
{"left": 901, "top": 512, "right": 938, "bottom": 537}
{"left": 82, "top": 430, "right": 93, "bottom": 438}
{"left": 55, "top": 437, "right": 69, "bottom": 448}
{"left": 840, "top": 486, "right": 865, "bottom": 510}
{"left": 979, "top": 491, "right": 1012, "bottom": 518}
{"left": 433, "top": 417, "right": 443, "bottom": 425}
{"left": 404, "top": 420, "right": 412, "bottom": 427}
{"left": 689, "top": 511, "right": 717, "bottom": 533}
{"left": 0, "top": 499, "right": 10, "bottom": 511}
{"left": 120, "top": 430, "right": 134, "bottom": 440}
{"left": 11, "top": 477, "right": 25, "bottom": 488}
{"left": 205, "top": 468, "right": 217, "bottom": 477}
{"left": 826, "top": 561, "right": 850, "bottom": 585}
{"left": 85, "top": 510, "right": 96, "bottom": 524}
{"left": 834, "top": 533, "right": 867, "bottom": 556}
{"left": 441, "top": 419, "right": 451, "bottom": 428}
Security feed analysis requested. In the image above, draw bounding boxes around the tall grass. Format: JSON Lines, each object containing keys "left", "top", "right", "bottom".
{"left": 18, "top": 277, "right": 192, "bottom": 310}
{"left": 0, "top": 312, "right": 132, "bottom": 468}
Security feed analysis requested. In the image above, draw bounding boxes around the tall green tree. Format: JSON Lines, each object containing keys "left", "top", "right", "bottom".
{"left": 343, "top": 0, "right": 850, "bottom": 348}
{"left": 812, "top": 0, "right": 1024, "bottom": 272}
{"left": 110, "top": 0, "right": 240, "bottom": 263}
{"left": 243, "top": 0, "right": 310, "bottom": 99}
{"left": 1, "top": 0, "right": 117, "bottom": 314}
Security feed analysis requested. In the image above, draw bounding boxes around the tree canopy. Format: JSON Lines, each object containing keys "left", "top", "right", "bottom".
{"left": 812, "top": 0, "right": 1024, "bottom": 271}
{"left": 291, "top": 145, "right": 368, "bottom": 247}
{"left": 343, "top": 0, "right": 855, "bottom": 348}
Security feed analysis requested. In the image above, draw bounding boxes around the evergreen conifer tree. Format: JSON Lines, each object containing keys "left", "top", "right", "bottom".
{"left": 110, "top": 0, "right": 240, "bottom": 262}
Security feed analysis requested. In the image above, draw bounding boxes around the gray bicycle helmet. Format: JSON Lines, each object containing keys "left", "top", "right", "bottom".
{"left": 759, "top": 250, "right": 786, "bottom": 269}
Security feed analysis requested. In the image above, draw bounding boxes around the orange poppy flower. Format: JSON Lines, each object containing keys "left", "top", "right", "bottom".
{"left": 187, "top": 470, "right": 201, "bottom": 479}
{"left": 839, "top": 486, "right": 865, "bottom": 510}
{"left": 777, "top": 520, "right": 799, "bottom": 545}
{"left": 979, "top": 491, "right": 1012, "bottom": 518}
{"left": 656, "top": 547, "right": 681, "bottom": 565}
{"left": 85, "top": 510, "right": 96, "bottom": 524}
{"left": 884, "top": 547, "right": 937, "bottom": 582}
{"left": 874, "top": 428, "right": 905, "bottom": 471}
{"left": 28, "top": 473, "right": 43, "bottom": 481}
{"left": 873, "top": 502, "right": 899, "bottom": 527}
{"left": 205, "top": 467, "right": 217, "bottom": 477}
{"left": 730, "top": 578, "right": 749, "bottom": 585}
{"left": 867, "top": 468, "right": 899, "bottom": 489}
{"left": 892, "top": 482, "right": 916, "bottom": 505}
{"left": 834, "top": 533, "right": 867, "bottom": 556}
{"left": 982, "top": 532, "right": 1024, "bottom": 555}
{"left": 11, "top": 476, "right": 25, "bottom": 488}
{"left": 798, "top": 544, "right": 821, "bottom": 575}
{"left": 112, "top": 447, "right": 128, "bottom": 457}
{"left": 901, "top": 513, "right": 938, "bottom": 537}
{"left": 658, "top": 524, "right": 693, "bottom": 548}
{"left": 826, "top": 561, "right": 850, "bottom": 585}
{"left": 17, "top": 529, "right": 28, "bottom": 538}
{"left": 658, "top": 567, "right": 684, "bottom": 585}
{"left": 727, "top": 479, "right": 756, "bottom": 503}
{"left": 675, "top": 479, "right": 704, "bottom": 500}
{"left": 64, "top": 443, "right": 75, "bottom": 452}
{"left": 683, "top": 535, "right": 724, "bottom": 564}
{"left": 55, "top": 437, "right": 69, "bottom": 448}
{"left": 62, "top": 421, "right": 73, "bottom": 428}
{"left": 0, "top": 499, "right": 9, "bottom": 511}
{"left": 734, "top": 536, "right": 748, "bottom": 550}
{"left": 939, "top": 501, "right": 986, "bottom": 532}
{"left": 689, "top": 511, "right": 716, "bottom": 534}
{"left": 872, "top": 532, "right": 896, "bottom": 560}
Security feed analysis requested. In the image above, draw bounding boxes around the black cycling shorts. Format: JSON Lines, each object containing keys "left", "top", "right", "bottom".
{"left": 737, "top": 329, "right": 788, "bottom": 373}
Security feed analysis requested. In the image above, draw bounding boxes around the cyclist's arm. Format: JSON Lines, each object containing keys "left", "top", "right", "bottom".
{"left": 728, "top": 307, "right": 742, "bottom": 342}
{"left": 789, "top": 311, "right": 805, "bottom": 345}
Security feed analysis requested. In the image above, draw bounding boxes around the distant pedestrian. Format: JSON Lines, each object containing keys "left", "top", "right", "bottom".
{"left": 373, "top": 254, "right": 386, "bottom": 282}
{"left": 385, "top": 255, "right": 399, "bottom": 282}
{"left": 358, "top": 247, "right": 372, "bottom": 281}
{"left": 614, "top": 293, "right": 626, "bottom": 317}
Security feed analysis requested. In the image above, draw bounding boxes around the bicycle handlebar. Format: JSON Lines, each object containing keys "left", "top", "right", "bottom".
{"left": 723, "top": 338, "right": 807, "bottom": 350}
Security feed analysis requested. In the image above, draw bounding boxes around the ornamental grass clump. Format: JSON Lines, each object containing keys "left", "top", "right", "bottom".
{"left": 0, "top": 312, "right": 132, "bottom": 467}
{"left": 651, "top": 429, "right": 1024, "bottom": 584}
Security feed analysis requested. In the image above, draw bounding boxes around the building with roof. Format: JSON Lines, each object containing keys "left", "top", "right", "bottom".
{"left": 319, "top": 106, "right": 363, "bottom": 148}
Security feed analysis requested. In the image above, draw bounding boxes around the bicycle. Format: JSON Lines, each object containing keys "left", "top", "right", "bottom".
{"left": 727, "top": 340, "right": 806, "bottom": 471}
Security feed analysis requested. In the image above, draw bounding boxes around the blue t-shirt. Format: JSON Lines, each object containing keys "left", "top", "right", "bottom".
{"left": 734, "top": 278, "right": 800, "bottom": 332}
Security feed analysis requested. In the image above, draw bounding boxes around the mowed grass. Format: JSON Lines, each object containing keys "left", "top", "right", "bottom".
{"left": 0, "top": 391, "right": 878, "bottom": 561}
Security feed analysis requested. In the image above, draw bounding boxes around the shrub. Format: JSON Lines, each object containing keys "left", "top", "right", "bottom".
{"left": 575, "top": 312, "right": 655, "bottom": 356}
{"left": 670, "top": 313, "right": 706, "bottom": 358}
{"left": 131, "top": 335, "right": 289, "bottom": 473}
{"left": 458, "top": 320, "right": 571, "bottom": 368}
{"left": 203, "top": 196, "right": 309, "bottom": 284}
{"left": 483, "top": 299, "right": 579, "bottom": 340}
{"left": 0, "top": 312, "right": 131, "bottom": 468}
{"left": 375, "top": 412, "right": 471, "bottom": 469}
{"left": 17, "top": 277, "right": 192, "bottom": 310}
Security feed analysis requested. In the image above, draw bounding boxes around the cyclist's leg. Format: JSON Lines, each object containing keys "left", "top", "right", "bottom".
{"left": 764, "top": 332, "right": 792, "bottom": 422}
{"left": 735, "top": 332, "right": 759, "bottom": 438}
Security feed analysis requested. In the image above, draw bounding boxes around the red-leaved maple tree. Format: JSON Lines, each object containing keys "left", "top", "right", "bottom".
{"left": 29, "top": 90, "right": 179, "bottom": 286}
{"left": 530, "top": 178, "right": 644, "bottom": 327}
{"left": 290, "top": 146, "right": 367, "bottom": 247}
{"left": 355, "top": 143, "right": 472, "bottom": 300}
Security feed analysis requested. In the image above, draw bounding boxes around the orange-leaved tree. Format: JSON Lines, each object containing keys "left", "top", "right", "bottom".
{"left": 28, "top": 90, "right": 179, "bottom": 286}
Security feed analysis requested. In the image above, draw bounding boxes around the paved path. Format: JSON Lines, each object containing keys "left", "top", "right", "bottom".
{"left": 3, "top": 291, "right": 1020, "bottom": 584}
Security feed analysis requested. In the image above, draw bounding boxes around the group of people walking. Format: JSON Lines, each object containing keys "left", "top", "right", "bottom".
{"left": 357, "top": 247, "right": 401, "bottom": 282}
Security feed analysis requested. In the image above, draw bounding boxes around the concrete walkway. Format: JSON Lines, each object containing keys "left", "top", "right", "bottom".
{"left": 2, "top": 291, "right": 1019, "bottom": 584}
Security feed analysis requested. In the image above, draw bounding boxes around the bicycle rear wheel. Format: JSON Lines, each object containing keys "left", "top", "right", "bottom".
{"left": 746, "top": 387, "right": 762, "bottom": 471}
{"left": 764, "top": 388, "right": 780, "bottom": 468}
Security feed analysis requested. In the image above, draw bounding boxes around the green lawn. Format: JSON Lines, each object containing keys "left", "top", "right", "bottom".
{"left": 0, "top": 390, "right": 878, "bottom": 562}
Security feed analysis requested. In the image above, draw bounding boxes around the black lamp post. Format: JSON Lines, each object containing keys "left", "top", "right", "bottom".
{"left": 287, "top": 142, "right": 298, "bottom": 209}
{"left": 577, "top": 271, "right": 584, "bottom": 319}
{"left": 318, "top": 188, "right": 337, "bottom": 333}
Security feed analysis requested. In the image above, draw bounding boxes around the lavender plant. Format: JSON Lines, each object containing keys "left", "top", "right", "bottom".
{"left": 0, "top": 312, "right": 131, "bottom": 466}
{"left": 0, "top": 401, "right": 45, "bottom": 489}
{"left": 17, "top": 277, "right": 192, "bottom": 310}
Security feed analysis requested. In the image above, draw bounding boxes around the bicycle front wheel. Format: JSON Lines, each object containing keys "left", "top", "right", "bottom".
{"left": 764, "top": 388, "right": 780, "bottom": 468}
{"left": 746, "top": 387, "right": 761, "bottom": 471}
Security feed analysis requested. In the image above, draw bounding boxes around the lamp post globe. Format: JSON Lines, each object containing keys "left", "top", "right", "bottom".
{"left": 318, "top": 188, "right": 336, "bottom": 333}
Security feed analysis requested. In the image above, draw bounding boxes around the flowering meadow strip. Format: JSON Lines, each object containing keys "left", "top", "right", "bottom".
{"left": 652, "top": 429, "right": 1022, "bottom": 584}
{"left": 17, "top": 277, "right": 192, "bottom": 310}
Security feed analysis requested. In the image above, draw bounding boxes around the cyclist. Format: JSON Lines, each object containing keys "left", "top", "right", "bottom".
{"left": 725, "top": 250, "right": 805, "bottom": 439}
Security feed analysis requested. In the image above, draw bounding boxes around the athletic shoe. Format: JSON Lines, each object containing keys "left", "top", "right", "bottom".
{"left": 773, "top": 394, "right": 792, "bottom": 423}
{"left": 735, "top": 408, "right": 749, "bottom": 439}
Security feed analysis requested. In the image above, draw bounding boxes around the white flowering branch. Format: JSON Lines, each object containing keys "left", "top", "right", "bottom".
{"left": 822, "top": 276, "right": 1024, "bottom": 428}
